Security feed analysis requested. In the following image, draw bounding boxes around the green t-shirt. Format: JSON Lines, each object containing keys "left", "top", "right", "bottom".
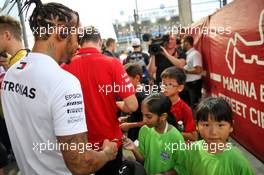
{"left": 138, "top": 125, "right": 185, "bottom": 175}
{"left": 181, "top": 140, "right": 255, "bottom": 175}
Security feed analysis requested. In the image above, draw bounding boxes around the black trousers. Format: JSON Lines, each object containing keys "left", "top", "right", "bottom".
{"left": 0, "top": 118, "right": 12, "bottom": 154}
{"left": 185, "top": 79, "right": 203, "bottom": 109}
{"left": 95, "top": 146, "right": 123, "bottom": 175}
{"left": 0, "top": 142, "right": 8, "bottom": 168}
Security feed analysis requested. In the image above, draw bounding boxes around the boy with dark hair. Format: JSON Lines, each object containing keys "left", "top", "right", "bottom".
{"left": 181, "top": 97, "right": 255, "bottom": 175}
{"left": 120, "top": 63, "right": 146, "bottom": 141}
{"left": 161, "top": 66, "right": 198, "bottom": 141}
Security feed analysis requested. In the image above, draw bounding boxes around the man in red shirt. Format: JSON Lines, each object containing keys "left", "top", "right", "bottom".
{"left": 62, "top": 26, "right": 138, "bottom": 175}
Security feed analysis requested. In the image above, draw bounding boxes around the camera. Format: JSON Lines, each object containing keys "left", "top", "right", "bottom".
{"left": 142, "top": 33, "right": 170, "bottom": 55}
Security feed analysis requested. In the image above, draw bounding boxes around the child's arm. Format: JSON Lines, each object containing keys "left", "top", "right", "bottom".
{"left": 118, "top": 116, "right": 129, "bottom": 123}
{"left": 120, "top": 121, "right": 145, "bottom": 132}
{"left": 123, "top": 137, "right": 144, "bottom": 163}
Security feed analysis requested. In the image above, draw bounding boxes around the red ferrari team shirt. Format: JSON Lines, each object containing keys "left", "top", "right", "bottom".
{"left": 170, "top": 98, "right": 196, "bottom": 132}
{"left": 62, "top": 47, "right": 135, "bottom": 148}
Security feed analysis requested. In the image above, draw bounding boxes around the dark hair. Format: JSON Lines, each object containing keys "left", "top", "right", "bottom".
{"left": 176, "top": 37, "right": 181, "bottom": 45}
{"left": 125, "top": 63, "right": 143, "bottom": 79}
{"left": 19, "top": 0, "right": 79, "bottom": 40}
{"left": 196, "top": 97, "right": 233, "bottom": 125}
{"left": 142, "top": 93, "right": 171, "bottom": 117}
{"left": 79, "top": 26, "right": 101, "bottom": 45}
{"left": 161, "top": 66, "right": 186, "bottom": 85}
{"left": 183, "top": 35, "right": 194, "bottom": 46}
{"left": 0, "top": 15, "right": 22, "bottom": 41}
{"left": 105, "top": 38, "right": 115, "bottom": 47}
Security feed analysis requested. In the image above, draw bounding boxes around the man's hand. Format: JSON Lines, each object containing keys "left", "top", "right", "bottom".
{"left": 57, "top": 132, "right": 118, "bottom": 174}
{"left": 101, "top": 139, "right": 118, "bottom": 161}
{"left": 118, "top": 116, "right": 129, "bottom": 123}
{"left": 160, "top": 46, "right": 169, "bottom": 58}
{"left": 160, "top": 46, "right": 178, "bottom": 58}
{"left": 120, "top": 122, "right": 131, "bottom": 132}
{"left": 160, "top": 46, "right": 185, "bottom": 69}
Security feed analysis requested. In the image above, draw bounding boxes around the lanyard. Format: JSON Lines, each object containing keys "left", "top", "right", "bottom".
{"left": 163, "top": 122, "right": 168, "bottom": 134}
{"left": 8, "top": 49, "right": 30, "bottom": 64}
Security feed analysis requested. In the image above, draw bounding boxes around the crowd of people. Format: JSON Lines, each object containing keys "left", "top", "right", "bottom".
{"left": 0, "top": 0, "right": 256, "bottom": 175}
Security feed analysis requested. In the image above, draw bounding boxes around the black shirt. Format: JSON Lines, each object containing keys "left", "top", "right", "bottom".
{"left": 127, "top": 90, "right": 147, "bottom": 141}
{"left": 155, "top": 53, "right": 174, "bottom": 85}
{"left": 102, "top": 50, "right": 114, "bottom": 57}
{"left": 176, "top": 46, "right": 186, "bottom": 59}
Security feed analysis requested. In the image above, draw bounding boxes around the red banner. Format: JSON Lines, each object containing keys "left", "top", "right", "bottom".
{"left": 189, "top": 0, "right": 264, "bottom": 162}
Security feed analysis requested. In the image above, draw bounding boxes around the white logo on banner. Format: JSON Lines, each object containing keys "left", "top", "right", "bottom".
{"left": 225, "top": 9, "right": 264, "bottom": 75}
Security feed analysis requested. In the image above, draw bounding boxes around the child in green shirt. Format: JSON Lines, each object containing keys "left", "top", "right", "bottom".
{"left": 123, "top": 93, "right": 185, "bottom": 175}
{"left": 181, "top": 97, "right": 255, "bottom": 175}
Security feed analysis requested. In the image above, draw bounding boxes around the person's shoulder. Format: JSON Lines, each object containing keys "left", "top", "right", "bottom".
{"left": 225, "top": 145, "right": 249, "bottom": 160}
{"left": 59, "top": 68, "right": 80, "bottom": 83}
{"left": 139, "top": 125, "right": 150, "bottom": 134}
{"left": 220, "top": 145, "right": 255, "bottom": 172}
{"left": 61, "top": 55, "right": 82, "bottom": 69}
{"left": 169, "top": 126, "right": 184, "bottom": 141}
{"left": 86, "top": 53, "right": 120, "bottom": 68}
{"left": 179, "top": 98, "right": 192, "bottom": 112}
{"left": 171, "top": 98, "right": 187, "bottom": 110}
{"left": 41, "top": 56, "right": 80, "bottom": 86}
{"left": 193, "top": 48, "right": 202, "bottom": 56}
{"left": 50, "top": 70, "right": 81, "bottom": 97}
{"left": 106, "top": 56, "right": 123, "bottom": 67}
{"left": 18, "top": 53, "right": 80, "bottom": 90}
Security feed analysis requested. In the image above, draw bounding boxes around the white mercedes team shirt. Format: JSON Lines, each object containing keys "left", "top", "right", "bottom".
{"left": 1, "top": 53, "right": 87, "bottom": 175}
{"left": 185, "top": 47, "right": 203, "bottom": 82}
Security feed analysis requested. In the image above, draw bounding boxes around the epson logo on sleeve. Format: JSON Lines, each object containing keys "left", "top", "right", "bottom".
{"left": 65, "top": 93, "right": 82, "bottom": 101}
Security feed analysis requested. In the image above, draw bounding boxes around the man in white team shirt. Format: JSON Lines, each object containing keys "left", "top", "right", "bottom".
{"left": 183, "top": 35, "right": 203, "bottom": 108}
{"left": 1, "top": 1, "right": 117, "bottom": 175}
